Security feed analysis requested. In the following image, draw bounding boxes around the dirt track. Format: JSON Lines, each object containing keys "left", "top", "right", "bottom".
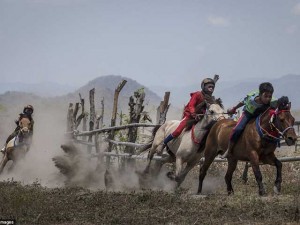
{"left": 1, "top": 156, "right": 299, "bottom": 225}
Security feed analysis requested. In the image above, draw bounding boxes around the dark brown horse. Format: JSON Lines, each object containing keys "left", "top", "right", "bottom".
{"left": 0, "top": 117, "right": 33, "bottom": 174}
{"left": 197, "top": 96, "right": 297, "bottom": 196}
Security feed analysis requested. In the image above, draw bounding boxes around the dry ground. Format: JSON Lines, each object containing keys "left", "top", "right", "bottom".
{"left": 0, "top": 147, "right": 300, "bottom": 225}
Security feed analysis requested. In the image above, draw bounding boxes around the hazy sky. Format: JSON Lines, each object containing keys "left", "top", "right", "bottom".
{"left": 1, "top": 0, "right": 300, "bottom": 87}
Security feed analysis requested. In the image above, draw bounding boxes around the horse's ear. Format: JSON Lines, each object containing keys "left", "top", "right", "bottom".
{"left": 215, "top": 98, "right": 223, "bottom": 108}
{"left": 204, "top": 100, "right": 210, "bottom": 108}
{"left": 277, "top": 96, "right": 290, "bottom": 110}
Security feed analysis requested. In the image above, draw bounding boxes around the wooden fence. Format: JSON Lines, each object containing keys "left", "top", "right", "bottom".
{"left": 65, "top": 81, "right": 300, "bottom": 168}
{"left": 66, "top": 80, "right": 170, "bottom": 168}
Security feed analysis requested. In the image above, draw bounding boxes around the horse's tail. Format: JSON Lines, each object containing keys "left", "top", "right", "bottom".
{"left": 138, "top": 125, "right": 161, "bottom": 154}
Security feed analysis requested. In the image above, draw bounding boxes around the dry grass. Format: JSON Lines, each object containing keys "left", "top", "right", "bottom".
{"left": 1, "top": 147, "right": 300, "bottom": 225}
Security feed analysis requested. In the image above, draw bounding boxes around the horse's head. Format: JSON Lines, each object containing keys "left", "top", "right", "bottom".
{"left": 205, "top": 98, "right": 226, "bottom": 122}
{"left": 270, "top": 96, "right": 297, "bottom": 146}
{"left": 18, "top": 117, "right": 32, "bottom": 138}
{"left": 185, "top": 98, "right": 225, "bottom": 131}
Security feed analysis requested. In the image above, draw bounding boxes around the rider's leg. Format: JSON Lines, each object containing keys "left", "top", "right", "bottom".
{"left": 1, "top": 129, "right": 19, "bottom": 154}
{"left": 163, "top": 133, "right": 174, "bottom": 145}
{"left": 221, "top": 112, "right": 252, "bottom": 158}
{"left": 5, "top": 129, "right": 19, "bottom": 144}
{"left": 163, "top": 117, "right": 189, "bottom": 148}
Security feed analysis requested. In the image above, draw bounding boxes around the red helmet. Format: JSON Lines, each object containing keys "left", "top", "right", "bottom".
{"left": 23, "top": 105, "right": 34, "bottom": 114}
{"left": 201, "top": 78, "right": 215, "bottom": 90}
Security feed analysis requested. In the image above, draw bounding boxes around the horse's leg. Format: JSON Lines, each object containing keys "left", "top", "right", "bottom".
{"left": 197, "top": 151, "right": 218, "bottom": 194}
{"left": 167, "top": 157, "right": 183, "bottom": 181}
{"left": 273, "top": 158, "right": 282, "bottom": 194}
{"left": 176, "top": 156, "right": 183, "bottom": 176}
{"left": 144, "top": 143, "right": 161, "bottom": 174}
{"left": 224, "top": 158, "right": 238, "bottom": 195}
{"left": 261, "top": 154, "right": 282, "bottom": 194}
{"left": 241, "top": 162, "right": 250, "bottom": 183}
{"left": 0, "top": 153, "right": 9, "bottom": 174}
{"left": 249, "top": 153, "right": 266, "bottom": 196}
{"left": 153, "top": 154, "right": 175, "bottom": 177}
{"left": 175, "top": 158, "right": 198, "bottom": 187}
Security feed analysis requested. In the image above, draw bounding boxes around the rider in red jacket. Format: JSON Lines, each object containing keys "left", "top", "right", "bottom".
{"left": 163, "top": 75, "right": 219, "bottom": 146}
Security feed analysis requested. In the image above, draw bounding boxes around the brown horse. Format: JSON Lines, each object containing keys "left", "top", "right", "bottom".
{"left": 0, "top": 117, "right": 33, "bottom": 174}
{"left": 197, "top": 96, "right": 297, "bottom": 196}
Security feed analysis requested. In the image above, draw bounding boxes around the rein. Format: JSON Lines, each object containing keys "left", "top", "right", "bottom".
{"left": 256, "top": 107, "right": 294, "bottom": 144}
{"left": 194, "top": 112, "right": 226, "bottom": 121}
{"left": 269, "top": 109, "right": 294, "bottom": 136}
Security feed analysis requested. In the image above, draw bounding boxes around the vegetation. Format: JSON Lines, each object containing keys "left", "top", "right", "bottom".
{"left": 1, "top": 157, "right": 299, "bottom": 225}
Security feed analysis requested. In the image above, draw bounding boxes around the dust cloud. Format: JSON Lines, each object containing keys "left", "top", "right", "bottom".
{"left": 0, "top": 103, "right": 224, "bottom": 195}
{"left": 0, "top": 103, "right": 178, "bottom": 192}
{"left": 0, "top": 104, "right": 67, "bottom": 187}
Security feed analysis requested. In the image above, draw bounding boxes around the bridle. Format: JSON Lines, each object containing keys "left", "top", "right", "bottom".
{"left": 259, "top": 107, "right": 294, "bottom": 140}
{"left": 195, "top": 110, "right": 226, "bottom": 121}
{"left": 269, "top": 109, "right": 294, "bottom": 137}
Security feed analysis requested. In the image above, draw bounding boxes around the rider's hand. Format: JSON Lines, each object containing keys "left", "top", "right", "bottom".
{"left": 227, "top": 107, "right": 237, "bottom": 115}
{"left": 191, "top": 113, "right": 199, "bottom": 121}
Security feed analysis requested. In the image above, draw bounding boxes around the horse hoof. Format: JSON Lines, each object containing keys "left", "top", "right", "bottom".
{"left": 166, "top": 171, "right": 175, "bottom": 180}
{"left": 227, "top": 190, "right": 234, "bottom": 196}
{"left": 174, "top": 176, "right": 181, "bottom": 183}
{"left": 241, "top": 176, "right": 248, "bottom": 184}
{"left": 273, "top": 186, "right": 281, "bottom": 195}
{"left": 259, "top": 190, "right": 267, "bottom": 196}
{"left": 143, "top": 169, "right": 149, "bottom": 175}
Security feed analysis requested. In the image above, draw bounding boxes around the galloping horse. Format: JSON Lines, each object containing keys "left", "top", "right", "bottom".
{"left": 144, "top": 99, "right": 225, "bottom": 187}
{"left": 197, "top": 96, "right": 297, "bottom": 196}
{"left": 0, "top": 117, "right": 33, "bottom": 174}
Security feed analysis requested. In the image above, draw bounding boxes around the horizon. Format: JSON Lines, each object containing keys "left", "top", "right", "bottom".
{"left": 1, "top": 1, "right": 300, "bottom": 87}
{"left": 1, "top": 73, "right": 298, "bottom": 90}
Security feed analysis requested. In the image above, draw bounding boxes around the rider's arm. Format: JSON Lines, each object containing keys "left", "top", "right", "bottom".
{"left": 232, "top": 102, "right": 245, "bottom": 111}
{"left": 228, "top": 101, "right": 244, "bottom": 114}
{"left": 188, "top": 92, "right": 203, "bottom": 115}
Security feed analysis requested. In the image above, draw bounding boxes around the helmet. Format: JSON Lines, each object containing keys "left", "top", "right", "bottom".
{"left": 23, "top": 105, "right": 34, "bottom": 114}
{"left": 201, "top": 78, "right": 215, "bottom": 90}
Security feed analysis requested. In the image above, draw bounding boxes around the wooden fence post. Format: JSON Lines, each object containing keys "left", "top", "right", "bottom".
{"left": 87, "top": 88, "right": 96, "bottom": 154}
{"left": 95, "top": 97, "right": 105, "bottom": 169}
{"left": 125, "top": 89, "right": 146, "bottom": 167}
{"left": 106, "top": 80, "right": 127, "bottom": 168}
{"left": 67, "top": 103, "right": 74, "bottom": 138}
{"left": 156, "top": 92, "right": 170, "bottom": 125}
{"left": 79, "top": 94, "right": 88, "bottom": 142}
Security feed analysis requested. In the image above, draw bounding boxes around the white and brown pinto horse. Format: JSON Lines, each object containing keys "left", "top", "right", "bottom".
{"left": 144, "top": 99, "right": 226, "bottom": 187}
{"left": 0, "top": 117, "right": 33, "bottom": 174}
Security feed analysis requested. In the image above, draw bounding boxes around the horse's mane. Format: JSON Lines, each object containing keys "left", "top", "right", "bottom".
{"left": 185, "top": 98, "right": 223, "bottom": 131}
{"left": 197, "top": 120, "right": 218, "bottom": 151}
{"left": 205, "top": 96, "right": 224, "bottom": 109}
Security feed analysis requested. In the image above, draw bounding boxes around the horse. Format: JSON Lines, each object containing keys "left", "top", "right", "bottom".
{"left": 143, "top": 99, "right": 226, "bottom": 187}
{"left": 197, "top": 96, "right": 298, "bottom": 196}
{"left": 0, "top": 117, "right": 33, "bottom": 174}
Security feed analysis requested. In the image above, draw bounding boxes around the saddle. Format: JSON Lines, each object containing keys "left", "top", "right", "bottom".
{"left": 6, "top": 136, "right": 19, "bottom": 149}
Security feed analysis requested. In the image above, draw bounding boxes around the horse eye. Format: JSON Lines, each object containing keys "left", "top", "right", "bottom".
{"left": 210, "top": 110, "right": 214, "bottom": 114}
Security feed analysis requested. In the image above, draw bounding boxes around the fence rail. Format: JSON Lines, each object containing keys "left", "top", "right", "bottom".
{"left": 66, "top": 85, "right": 300, "bottom": 167}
